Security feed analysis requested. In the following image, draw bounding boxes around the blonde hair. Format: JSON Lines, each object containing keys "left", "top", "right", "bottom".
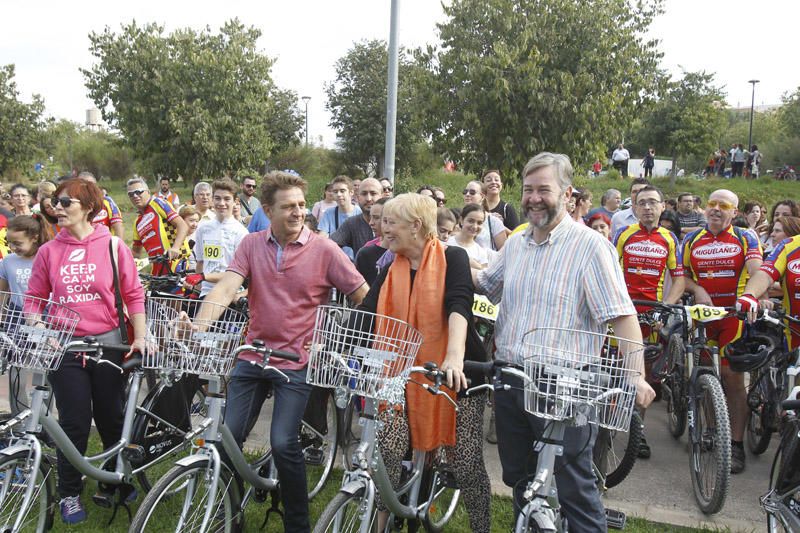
{"left": 383, "top": 193, "right": 437, "bottom": 240}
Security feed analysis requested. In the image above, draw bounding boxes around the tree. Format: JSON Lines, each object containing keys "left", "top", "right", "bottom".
{"left": 633, "top": 71, "right": 725, "bottom": 184}
{"left": 325, "top": 40, "right": 427, "bottom": 176}
{"left": 0, "top": 65, "right": 48, "bottom": 177}
{"left": 778, "top": 87, "right": 800, "bottom": 135}
{"left": 421, "top": 0, "right": 665, "bottom": 179}
{"left": 41, "top": 120, "right": 136, "bottom": 180}
{"left": 82, "top": 20, "right": 303, "bottom": 181}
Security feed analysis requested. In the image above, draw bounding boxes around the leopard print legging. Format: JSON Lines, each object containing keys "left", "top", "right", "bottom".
{"left": 377, "top": 392, "right": 491, "bottom": 533}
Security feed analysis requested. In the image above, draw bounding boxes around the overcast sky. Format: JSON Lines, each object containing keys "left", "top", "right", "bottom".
{"left": 3, "top": 0, "right": 798, "bottom": 148}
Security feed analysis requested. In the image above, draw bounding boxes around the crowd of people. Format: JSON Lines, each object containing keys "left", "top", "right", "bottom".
{"left": 1, "top": 156, "right": 798, "bottom": 531}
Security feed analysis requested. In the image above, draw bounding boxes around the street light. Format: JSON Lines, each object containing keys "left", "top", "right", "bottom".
{"left": 301, "top": 96, "right": 311, "bottom": 146}
{"left": 747, "top": 80, "right": 759, "bottom": 152}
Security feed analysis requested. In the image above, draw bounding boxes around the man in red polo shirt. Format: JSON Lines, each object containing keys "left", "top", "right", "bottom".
{"left": 682, "top": 189, "right": 762, "bottom": 474}
{"left": 191, "top": 171, "right": 368, "bottom": 532}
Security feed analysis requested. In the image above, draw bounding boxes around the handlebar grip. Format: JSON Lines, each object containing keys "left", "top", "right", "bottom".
{"left": 463, "top": 360, "right": 495, "bottom": 376}
{"left": 631, "top": 299, "right": 659, "bottom": 308}
{"left": 267, "top": 349, "right": 301, "bottom": 363}
{"left": 782, "top": 399, "right": 800, "bottom": 411}
{"left": 121, "top": 355, "right": 143, "bottom": 371}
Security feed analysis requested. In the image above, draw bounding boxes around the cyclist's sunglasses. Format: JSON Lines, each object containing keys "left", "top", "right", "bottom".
{"left": 706, "top": 199, "right": 735, "bottom": 211}
{"left": 127, "top": 189, "right": 148, "bottom": 198}
{"left": 51, "top": 196, "right": 80, "bottom": 209}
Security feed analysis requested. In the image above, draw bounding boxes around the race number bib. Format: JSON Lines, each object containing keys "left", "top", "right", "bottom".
{"left": 203, "top": 243, "right": 222, "bottom": 260}
{"left": 685, "top": 304, "right": 728, "bottom": 323}
{"left": 473, "top": 295, "right": 499, "bottom": 321}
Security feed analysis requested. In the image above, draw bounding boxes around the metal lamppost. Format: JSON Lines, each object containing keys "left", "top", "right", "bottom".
{"left": 747, "top": 80, "right": 759, "bottom": 151}
{"left": 301, "top": 96, "right": 311, "bottom": 146}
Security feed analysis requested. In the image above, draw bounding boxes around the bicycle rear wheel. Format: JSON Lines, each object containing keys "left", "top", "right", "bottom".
{"left": 746, "top": 369, "right": 774, "bottom": 455}
{"left": 0, "top": 449, "right": 55, "bottom": 533}
{"left": 690, "top": 373, "right": 731, "bottom": 515}
{"left": 594, "top": 410, "right": 643, "bottom": 489}
{"left": 313, "top": 487, "right": 376, "bottom": 533}
{"left": 665, "top": 334, "right": 687, "bottom": 438}
{"left": 765, "top": 440, "right": 800, "bottom": 532}
{"left": 130, "top": 456, "right": 243, "bottom": 532}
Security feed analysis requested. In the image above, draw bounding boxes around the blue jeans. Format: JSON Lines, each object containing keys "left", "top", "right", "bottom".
{"left": 223, "top": 361, "right": 312, "bottom": 533}
{"left": 494, "top": 376, "right": 606, "bottom": 532}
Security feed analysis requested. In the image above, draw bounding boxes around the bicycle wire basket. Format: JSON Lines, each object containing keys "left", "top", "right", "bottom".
{"left": 522, "top": 327, "right": 641, "bottom": 431}
{"left": 144, "top": 296, "right": 248, "bottom": 377}
{"left": 0, "top": 292, "right": 81, "bottom": 372}
{"left": 306, "top": 305, "right": 423, "bottom": 407}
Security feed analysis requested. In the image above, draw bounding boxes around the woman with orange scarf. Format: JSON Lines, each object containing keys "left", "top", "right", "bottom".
{"left": 358, "top": 193, "right": 491, "bottom": 532}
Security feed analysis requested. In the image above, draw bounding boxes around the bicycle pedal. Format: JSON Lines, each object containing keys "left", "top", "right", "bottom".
{"left": 92, "top": 492, "right": 113, "bottom": 509}
{"left": 605, "top": 508, "right": 626, "bottom": 529}
{"left": 437, "top": 468, "right": 458, "bottom": 489}
{"left": 304, "top": 447, "right": 325, "bottom": 466}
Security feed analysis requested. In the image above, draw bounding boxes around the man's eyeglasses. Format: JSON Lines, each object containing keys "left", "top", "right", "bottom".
{"left": 635, "top": 199, "right": 662, "bottom": 208}
{"left": 706, "top": 199, "right": 735, "bottom": 211}
{"left": 463, "top": 189, "right": 480, "bottom": 195}
{"left": 52, "top": 197, "right": 80, "bottom": 209}
{"left": 244, "top": 184, "right": 256, "bottom": 189}
{"left": 127, "top": 189, "right": 147, "bottom": 198}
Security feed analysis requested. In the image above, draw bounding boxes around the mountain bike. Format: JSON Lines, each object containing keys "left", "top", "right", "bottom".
{"left": 632, "top": 300, "right": 732, "bottom": 514}
{"left": 761, "top": 397, "right": 800, "bottom": 532}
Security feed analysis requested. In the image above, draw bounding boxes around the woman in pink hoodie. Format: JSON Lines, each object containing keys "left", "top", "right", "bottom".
{"left": 26, "top": 178, "right": 146, "bottom": 524}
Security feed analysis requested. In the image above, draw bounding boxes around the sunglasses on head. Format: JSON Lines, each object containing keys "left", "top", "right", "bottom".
{"left": 52, "top": 197, "right": 79, "bottom": 209}
{"left": 706, "top": 199, "right": 734, "bottom": 211}
{"left": 127, "top": 189, "right": 147, "bottom": 198}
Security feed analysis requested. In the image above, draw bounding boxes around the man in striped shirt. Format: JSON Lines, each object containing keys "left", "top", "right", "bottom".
{"left": 474, "top": 152, "right": 654, "bottom": 532}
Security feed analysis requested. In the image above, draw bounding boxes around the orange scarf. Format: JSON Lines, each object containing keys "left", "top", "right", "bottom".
{"left": 377, "top": 238, "right": 456, "bottom": 451}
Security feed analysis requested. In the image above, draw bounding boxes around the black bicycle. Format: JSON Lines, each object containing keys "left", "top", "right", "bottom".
{"left": 762, "top": 398, "right": 800, "bottom": 532}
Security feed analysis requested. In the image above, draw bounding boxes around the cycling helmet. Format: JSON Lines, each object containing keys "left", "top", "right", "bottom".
{"left": 725, "top": 334, "right": 776, "bottom": 372}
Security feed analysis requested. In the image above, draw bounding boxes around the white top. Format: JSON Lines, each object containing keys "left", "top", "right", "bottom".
{"left": 475, "top": 212, "right": 506, "bottom": 250}
{"left": 447, "top": 236, "right": 497, "bottom": 267}
{"left": 612, "top": 147, "right": 630, "bottom": 161}
{"left": 194, "top": 217, "right": 249, "bottom": 296}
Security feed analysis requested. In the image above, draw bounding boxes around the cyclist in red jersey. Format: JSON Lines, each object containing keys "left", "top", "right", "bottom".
{"left": 615, "top": 185, "right": 684, "bottom": 459}
{"left": 682, "top": 189, "right": 762, "bottom": 473}
{"left": 77, "top": 172, "right": 125, "bottom": 238}
{"left": 738, "top": 233, "right": 800, "bottom": 350}
{"left": 126, "top": 177, "right": 189, "bottom": 275}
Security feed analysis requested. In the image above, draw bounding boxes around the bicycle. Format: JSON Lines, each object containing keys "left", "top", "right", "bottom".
{"left": 0, "top": 294, "right": 213, "bottom": 531}
{"left": 761, "top": 396, "right": 800, "bottom": 532}
{"left": 632, "top": 299, "right": 732, "bottom": 514}
{"left": 306, "top": 305, "right": 461, "bottom": 533}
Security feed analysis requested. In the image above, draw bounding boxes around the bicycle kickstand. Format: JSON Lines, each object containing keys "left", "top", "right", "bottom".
{"left": 260, "top": 488, "right": 283, "bottom": 530}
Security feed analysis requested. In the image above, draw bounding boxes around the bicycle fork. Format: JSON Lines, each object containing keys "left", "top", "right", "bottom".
{"left": 516, "top": 422, "right": 566, "bottom": 533}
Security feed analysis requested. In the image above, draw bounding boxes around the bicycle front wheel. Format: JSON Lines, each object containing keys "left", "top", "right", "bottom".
{"left": 746, "top": 369, "right": 773, "bottom": 455}
{"left": 302, "top": 389, "right": 338, "bottom": 500}
{"left": 0, "top": 449, "right": 55, "bottom": 533}
{"left": 421, "top": 459, "right": 461, "bottom": 532}
{"left": 690, "top": 373, "right": 731, "bottom": 515}
{"left": 313, "top": 488, "right": 375, "bottom": 533}
{"left": 130, "top": 456, "right": 243, "bottom": 533}
{"left": 665, "top": 334, "right": 687, "bottom": 438}
{"left": 594, "top": 410, "right": 644, "bottom": 489}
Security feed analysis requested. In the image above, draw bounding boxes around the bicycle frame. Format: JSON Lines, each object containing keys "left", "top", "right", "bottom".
{"left": 515, "top": 421, "right": 565, "bottom": 532}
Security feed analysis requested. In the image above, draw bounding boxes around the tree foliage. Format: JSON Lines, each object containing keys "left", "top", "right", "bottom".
{"left": 82, "top": 19, "right": 303, "bottom": 181}
{"left": 325, "top": 40, "right": 427, "bottom": 176}
{"left": 420, "top": 0, "right": 665, "bottom": 179}
{"left": 42, "top": 120, "right": 136, "bottom": 180}
{"left": 778, "top": 87, "right": 800, "bottom": 137}
{"left": 632, "top": 71, "right": 725, "bottom": 182}
{"left": 0, "top": 65, "right": 48, "bottom": 177}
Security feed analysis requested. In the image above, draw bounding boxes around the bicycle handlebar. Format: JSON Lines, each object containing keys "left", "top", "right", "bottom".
{"left": 232, "top": 340, "right": 300, "bottom": 362}
{"left": 783, "top": 399, "right": 800, "bottom": 411}
{"left": 64, "top": 336, "right": 139, "bottom": 373}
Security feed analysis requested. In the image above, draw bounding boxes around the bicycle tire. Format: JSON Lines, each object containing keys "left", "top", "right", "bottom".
{"left": 420, "top": 452, "right": 461, "bottom": 532}
{"left": 0, "top": 448, "right": 55, "bottom": 533}
{"left": 746, "top": 369, "right": 773, "bottom": 456}
{"left": 597, "top": 410, "right": 644, "bottom": 489}
{"left": 313, "top": 487, "right": 375, "bottom": 533}
{"left": 131, "top": 380, "right": 207, "bottom": 492}
{"left": 764, "top": 440, "right": 799, "bottom": 533}
{"left": 690, "top": 373, "right": 731, "bottom": 515}
{"left": 340, "top": 398, "right": 362, "bottom": 471}
{"left": 302, "top": 389, "right": 338, "bottom": 500}
{"left": 130, "top": 456, "right": 243, "bottom": 533}
{"left": 665, "top": 334, "right": 687, "bottom": 438}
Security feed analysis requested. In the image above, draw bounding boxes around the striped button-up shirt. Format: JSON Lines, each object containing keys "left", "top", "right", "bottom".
{"left": 476, "top": 214, "right": 635, "bottom": 366}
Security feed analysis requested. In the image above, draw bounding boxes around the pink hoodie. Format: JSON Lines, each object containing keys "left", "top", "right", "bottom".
{"left": 26, "top": 225, "right": 145, "bottom": 337}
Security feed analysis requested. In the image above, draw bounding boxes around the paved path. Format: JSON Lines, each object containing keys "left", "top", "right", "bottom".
{"left": 1, "top": 376, "right": 769, "bottom": 531}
